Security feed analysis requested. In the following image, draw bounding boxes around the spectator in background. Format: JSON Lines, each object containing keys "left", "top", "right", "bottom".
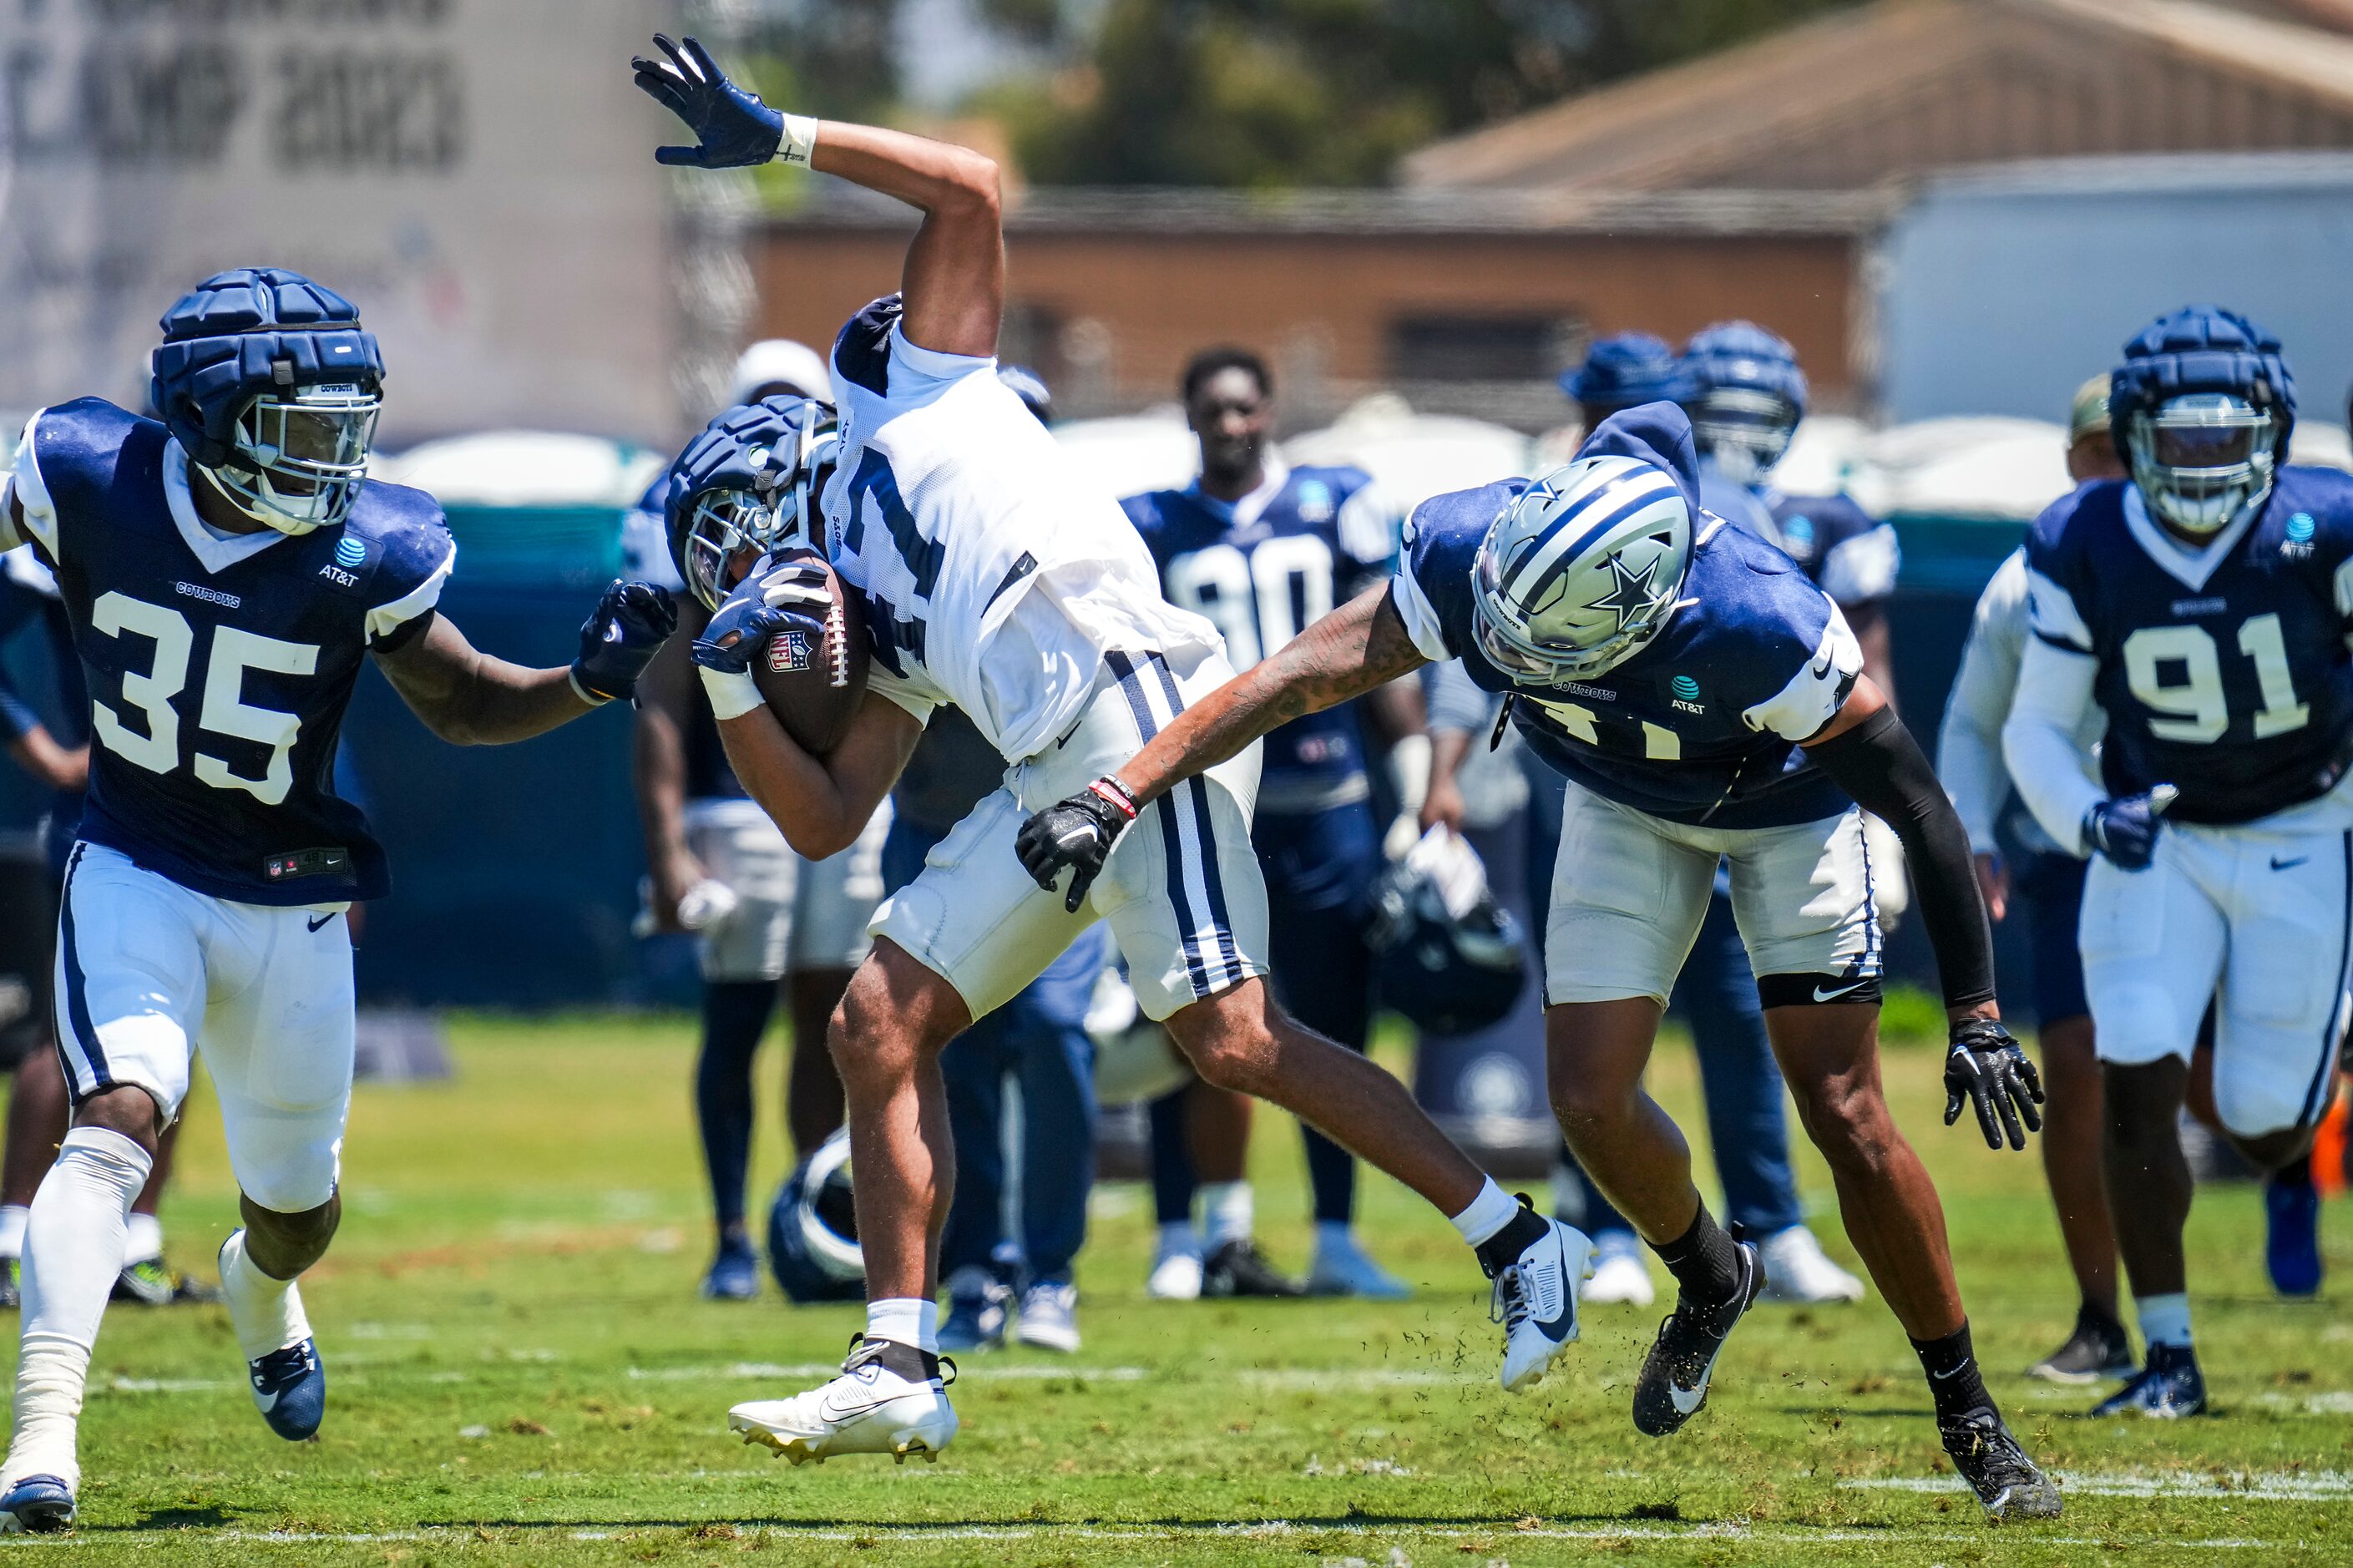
{"left": 0, "top": 545, "right": 211, "bottom": 1306}
{"left": 1515, "top": 332, "right": 1865, "bottom": 1308}
{"left": 1123, "top": 347, "right": 1419, "bottom": 1301}
{"left": 1936, "top": 372, "right": 2133, "bottom": 1382}
{"left": 922, "top": 367, "right": 1106, "bottom": 1355}
{"left": 625, "top": 341, "right": 892, "bottom": 1302}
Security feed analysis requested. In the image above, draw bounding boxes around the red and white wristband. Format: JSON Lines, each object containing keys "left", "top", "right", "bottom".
{"left": 1087, "top": 776, "right": 1141, "bottom": 821}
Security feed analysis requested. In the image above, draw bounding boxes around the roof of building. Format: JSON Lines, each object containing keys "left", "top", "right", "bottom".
{"left": 1404, "top": 0, "right": 2353, "bottom": 191}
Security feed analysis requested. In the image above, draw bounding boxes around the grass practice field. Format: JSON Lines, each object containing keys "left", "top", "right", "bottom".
{"left": 22, "top": 1012, "right": 2350, "bottom": 1565}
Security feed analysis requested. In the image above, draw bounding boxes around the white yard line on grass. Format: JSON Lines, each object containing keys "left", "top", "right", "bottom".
{"left": 1844, "top": 1469, "right": 2353, "bottom": 1502}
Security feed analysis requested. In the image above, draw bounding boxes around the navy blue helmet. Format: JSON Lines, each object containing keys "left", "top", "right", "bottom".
{"left": 1366, "top": 853, "right": 1530, "bottom": 1035}
{"left": 1679, "top": 321, "right": 1808, "bottom": 486}
{"left": 663, "top": 394, "right": 837, "bottom": 609}
{"left": 149, "top": 267, "right": 385, "bottom": 535}
{"left": 998, "top": 364, "right": 1053, "bottom": 424}
{"left": 1563, "top": 331, "right": 1684, "bottom": 417}
{"left": 2111, "top": 305, "right": 2295, "bottom": 537}
{"left": 767, "top": 1128, "right": 864, "bottom": 1303}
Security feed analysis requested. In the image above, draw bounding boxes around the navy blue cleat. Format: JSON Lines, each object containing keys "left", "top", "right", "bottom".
{"left": 250, "top": 1339, "right": 326, "bottom": 1440}
{"left": 2265, "top": 1171, "right": 2323, "bottom": 1298}
{"left": 2092, "top": 1342, "right": 2206, "bottom": 1419}
{"left": 0, "top": 1474, "right": 76, "bottom": 1534}
{"left": 701, "top": 1238, "right": 761, "bottom": 1302}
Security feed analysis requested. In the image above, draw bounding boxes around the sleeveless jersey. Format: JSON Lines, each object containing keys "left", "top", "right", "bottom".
{"left": 822, "top": 296, "right": 1216, "bottom": 763}
{"left": 4, "top": 399, "right": 453, "bottom": 903}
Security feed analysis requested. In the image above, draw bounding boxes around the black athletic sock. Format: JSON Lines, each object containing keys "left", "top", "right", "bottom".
{"left": 1912, "top": 1320, "right": 1995, "bottom": 1421}
{"left": 1146, "top": 1089, "right": 1197, "bottom": 1227}
{"left": 2271, "top": 1150, "right": 2314, "bottom": 1190}
{"left": 1303, "top": 1125, "right": 1356, "bottom": 1227}
{"left": 695, "top": 980, "right": 776, "bottom": 1232}
{"left": 1651, "top": 1201, "right": 1742, "bottom": 1305}
{"left": 1475, "top": 1196, "right": 1551, "bottom": 1277}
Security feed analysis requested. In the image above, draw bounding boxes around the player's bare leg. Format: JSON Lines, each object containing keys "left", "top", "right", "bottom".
{"left": 2102, "top": 1058, "right": 2192, "bottom": 1304}
{"left": 2035, "top": 1017, "right": 2121, "bottom": 1326}
{"left": 786, "top": 968, "right": 853, "bottom": 1153}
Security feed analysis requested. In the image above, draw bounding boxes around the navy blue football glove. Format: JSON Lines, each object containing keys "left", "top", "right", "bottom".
{"left": 688, "top": 555, "right": 831, "bottom": 675}
{"left": 2081, "top": 784, "right": 2178, "bottom": 872}
{"left": 1943, "top": 1017, "right": 2045, "bottom": 1151}
{"left": 631, "top": 34, "right": 782, "bottom": 168}
{"left": 573, "top": 579, "right": 678, "bottom": 703}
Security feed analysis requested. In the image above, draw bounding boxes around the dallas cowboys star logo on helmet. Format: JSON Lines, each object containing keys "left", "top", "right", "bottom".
{"left": 1585, "top": 548, "right": 1667, "bottom": 631}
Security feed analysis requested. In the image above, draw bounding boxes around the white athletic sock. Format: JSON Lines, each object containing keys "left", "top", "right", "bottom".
{"left": 1156, "top": 1221, "right": 1202, "bottom": 1260}
{"left": 218, "top": 1230, "right": 313, "bottom": 1363}
{"left": 0, "top": 1205, "right": 28, "bottom": 1260}
{"left": 865, "top": 1297, "right": 939, "bottom": 1356}
{"left": 1201, "top": 1181, "right": 1253, "bottom": 1250}
{"left": 1450, "top": 1178, "right": 1521, "bottom": 1249}
{"left": 7, "top": 1128, "right": 151, "bottom": 1489}
{"left": 121, "top": 1212, "right": 164, "bottom": 1267}
{"left": 2137, "top": 1292, "right": 2193, "bottom": 1350}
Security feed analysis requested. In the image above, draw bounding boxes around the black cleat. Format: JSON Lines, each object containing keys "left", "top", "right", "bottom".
{"left": 1939, "top": 1405, "right": 2062, "bottom": 1521}
{"left": 1202, "top": 1240, "right": 1305, "bottom": 1298}
{"left": 1631, "top": 1235, "right": 1763, "bottom": 1436}
{"left": 2091, "top": 1342, "right": 2206, "bottom": 1419}
{"left": 2026, "top": 1303, "right": 2133, "bottom": 1384}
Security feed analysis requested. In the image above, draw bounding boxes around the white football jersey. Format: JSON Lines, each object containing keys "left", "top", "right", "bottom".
{"left": 822, "top": 296, "right": 1217, "bottom": 762}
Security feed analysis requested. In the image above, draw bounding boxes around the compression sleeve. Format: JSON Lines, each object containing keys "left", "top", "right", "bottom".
{"left": 2001, "top": 635, "right": 2103, "bottom": 854}
{"left": 1806, "top": 705, "right": 1996, "bottom": 1012}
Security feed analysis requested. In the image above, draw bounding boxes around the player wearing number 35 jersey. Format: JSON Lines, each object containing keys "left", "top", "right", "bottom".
{"left": 2006, "top": 306, "right": 2350, "bottom": 1420}
{"left": 0, "top": 268, "right": 676, "bottom": 1534}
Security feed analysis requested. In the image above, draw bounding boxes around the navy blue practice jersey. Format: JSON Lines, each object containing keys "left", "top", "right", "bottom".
{"left": 0, "top": 548, "right": 90, "bottom": 863}
{"left": 2025, "top": 468, "right": 2353, "bottom": 826}
{"left": 1762, "top": 491, "right": 1899, "bottom": 611}
{"left": 1125, "top": 465, "right": 1399, "bottom": 812}
{"left": 1390, "top": 412, "right": 1861, "bottom": 830}
{"left": 4, "top": 398, "right": 453, "bottom": 903}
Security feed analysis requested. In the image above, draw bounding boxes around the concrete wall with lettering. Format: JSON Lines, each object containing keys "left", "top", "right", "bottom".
{"left": 0, "top": 1, "right": 680, "bottom": 447}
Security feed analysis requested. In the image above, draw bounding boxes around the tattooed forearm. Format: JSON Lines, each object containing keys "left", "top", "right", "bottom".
{"left": 1114, "top": 584, "right": 1428, "bottom": 806}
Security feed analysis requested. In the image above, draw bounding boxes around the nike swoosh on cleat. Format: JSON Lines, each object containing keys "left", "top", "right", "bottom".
{"left": 1812, "top": 979, "right": 1868, "bottom": 1003}
{"left": 817, "top": 1393, "right": 899, "bottom": 1423}
{"left": 254, "top": 1388, "right": 280, "bottom": 1411}
{"left": 1669, "top": 1381, "right": 1708, "bottom": 1415}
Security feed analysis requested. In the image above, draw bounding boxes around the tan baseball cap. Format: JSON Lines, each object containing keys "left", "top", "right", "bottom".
{"left": 2068, "top": 373, "right": 2112, "bottom": 446}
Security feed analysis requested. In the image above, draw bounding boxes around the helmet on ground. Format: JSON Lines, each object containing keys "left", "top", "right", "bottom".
{"left": 2110, "top": 306, "right": 2295, "bottom": 537}
{"left": 1367, "top": 829, "right": 1528, "bottom": 1035}
{"left": 1470, "top": 454, "right": 1693, "bottom": 685}
{"left": 767, "top": 1126, "right": 864, "bottom": 1303}
{"left": 998, "top": 364, "right": 1053, "bottom": 424}
{"left": 149, "top": 267, "right": 384, "bottom": 535}
{"left": 1084, "top": 969, "right": 1192, "bottom": 1105}
{"left": 1562, "top": 331, "right": 1684, "bottom": 417}
{"left": 1678, "top": 321, "right": 1807, "bottom": 485}
{"left": 664, "top": 395, "right": 838, "bottom": 610}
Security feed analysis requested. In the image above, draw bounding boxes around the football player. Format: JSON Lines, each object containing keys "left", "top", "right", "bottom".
{"left": 1025, "top": 404, "right": 2063, "bottom": 1521}
{"left": 634, "top": 34, "right": 1587, "bottom": 1465}
{"left": 1549, "top": 331, "right": 1863, "bottom": 1308}
{"left": 1124, "top": 346, "right": 1414, "bottom": 1302}
{"left": 0, "top": 268, "right": 676, "bottom": 1532}
{"left": 628, "top": 387, "right": 893, "bottom": 1302}
{"left": 0, "top": 547, "right": 215, "bottom": 1310}
{"left": 2004, "top": 306, "right": 2347, "bottom": 1417}
{"left": 1937, "top": 376, "right": 2133, "bottom": 1385}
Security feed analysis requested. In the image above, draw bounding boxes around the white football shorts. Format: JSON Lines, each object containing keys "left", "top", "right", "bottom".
{"left": 2080, "top": 817, "right": 2350, "bottom": 1138}
{"left": 873, "top": 644, "right": 1267, "bottom": 1024}
{"left": 686, "top": 796, "right": 891, "bottom": 981}
{"left": 1543, "top": 780, "right": 1882, "bottom": 1009}
{"left": 53, "top": 842, "right": 352, "bottom": 1213}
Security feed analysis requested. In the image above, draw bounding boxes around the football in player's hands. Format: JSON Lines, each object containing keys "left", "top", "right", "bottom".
{"left": 706, "top": 548, "right": 870, "bottom": 756}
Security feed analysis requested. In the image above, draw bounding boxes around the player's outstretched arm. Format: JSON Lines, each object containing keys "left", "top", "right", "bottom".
{"left": 375, "top": 582, "right": 676, "bottom": 746}
{"left": 1015, "top": 584, "right": 1427, "bottom": 911}
{"left": 632, "top": 35, "right": 1000, "bottom": 357}
{"left": 1804, "top": 678, "right": 2045, "bottom": 1151}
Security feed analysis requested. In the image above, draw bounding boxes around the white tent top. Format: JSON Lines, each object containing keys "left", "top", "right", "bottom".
{"left": 373, "top": 432, "right": 664, "bottom": 509}
{"left": 1048, "top": 408, "right": 1198, "bottom": 502}
{"left": 1283, "top": 395, "right": 1536, "bottom": 508}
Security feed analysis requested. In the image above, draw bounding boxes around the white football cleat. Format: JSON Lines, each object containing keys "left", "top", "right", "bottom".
{"left": 1147, "top": 1246, "right": 1203, "bottom": 1301}
{"left": 1582, "top": 1230, "right": 1656, "bottom": 1307}
{"left": 727, "top": 1336, "right": 958, "bottom": 1465}
{"left": 1490, "top": 1216, "right": 1594, "bottom": 1392}
{"left": 1758, "top": 1226, "right": 1865, "bottom": 1304}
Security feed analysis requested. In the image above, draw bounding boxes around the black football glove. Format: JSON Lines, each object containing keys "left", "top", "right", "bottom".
{"left": 2081, "top": 784, "right": 2178, "bottom": 872}
{"left": 631, "top": 34, "right": 783, "bottom": 168}
{"left": 1943, "top": 1017, "right": 2045, "bottom": 1151}
{"left": 1015, "top": 778, "right": 1141, "bottom": 913}
{"left": 571, "top": 580, "right": 677, "bottom": 703}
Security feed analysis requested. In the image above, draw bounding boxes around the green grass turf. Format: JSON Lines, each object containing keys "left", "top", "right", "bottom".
{"left": 20, "top": 1011, "right": 2350, "bottom": 1565}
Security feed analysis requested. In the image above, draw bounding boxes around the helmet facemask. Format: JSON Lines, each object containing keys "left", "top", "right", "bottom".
{"left": 681, "top": 486, "right": 786, "bottom": 611}
{"left": 1688, "top": 385, "right": 1797, "bottom": 486}
{"left": 210, "top": 382, "right": 381, "bottom": 535}
{"left": 2127, "top": 392, "right": 2277, "bottom": 538}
